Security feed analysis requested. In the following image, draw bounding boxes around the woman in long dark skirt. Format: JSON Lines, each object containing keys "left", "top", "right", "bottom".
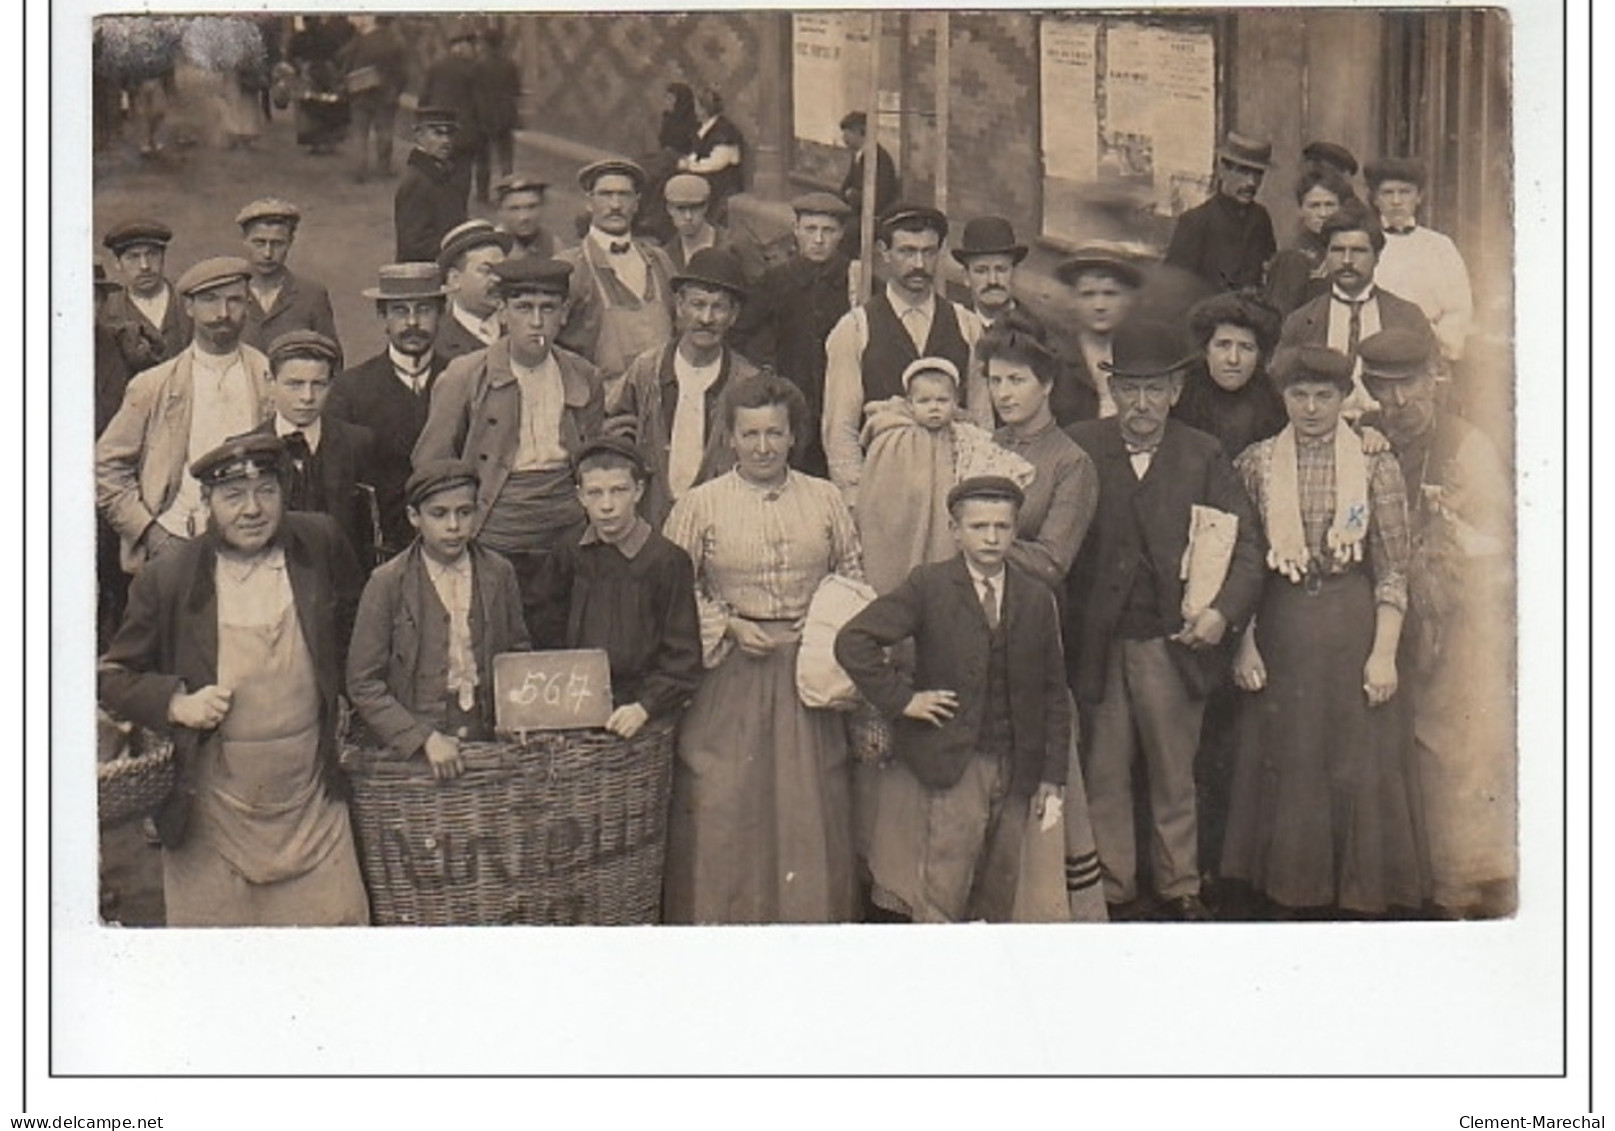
{"left": 1222, "top": 345, "right": 1428, "bottom": 917}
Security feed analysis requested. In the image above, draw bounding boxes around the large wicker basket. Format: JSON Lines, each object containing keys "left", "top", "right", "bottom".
{"left": 98, "top": 728, "right": 175, "bottom": 829}
{"left": 342, "top": 720, "right": 677, "bottom": 926}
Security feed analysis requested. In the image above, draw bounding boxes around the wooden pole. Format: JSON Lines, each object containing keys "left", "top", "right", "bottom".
{"left": 857, "top": 11, "right": 881, "bottom": 305}
{"left": 934, "top": 12, "right": 950, "bottom": 218}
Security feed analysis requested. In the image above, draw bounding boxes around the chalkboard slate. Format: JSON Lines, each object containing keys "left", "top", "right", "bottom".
{"left": 492, "top": 650, "right": 614, "bottom": 734}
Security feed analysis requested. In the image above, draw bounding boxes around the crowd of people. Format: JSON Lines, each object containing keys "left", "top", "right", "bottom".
{"left": 92, "top": 85, "right": 1513, "bottom": 930}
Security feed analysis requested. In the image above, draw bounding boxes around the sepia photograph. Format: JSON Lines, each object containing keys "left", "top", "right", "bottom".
{"left": 39, "top": 0, "right": 1579, "bottom": 1110}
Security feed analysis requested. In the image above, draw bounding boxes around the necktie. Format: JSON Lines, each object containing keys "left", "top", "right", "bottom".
{"left": 398, "top": 364, "right": 427, "bottom": 394}
{"left": 1343, "top": 296, "right": 1367, "bottom": 363}
{"left": 980, "top": 576, "right": 999, "bottom": 631}
{"left": 282, "top": 431, "right": 310, "bottom": 507}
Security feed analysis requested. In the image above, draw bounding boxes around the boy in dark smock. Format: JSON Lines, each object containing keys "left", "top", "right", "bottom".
{"left": 561, "top": 437, "right": 702, "bottom": 740}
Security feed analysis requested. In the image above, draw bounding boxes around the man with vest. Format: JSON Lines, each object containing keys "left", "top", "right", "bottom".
{"left": 822, "top": 203, "right": 986, "bottom": 508}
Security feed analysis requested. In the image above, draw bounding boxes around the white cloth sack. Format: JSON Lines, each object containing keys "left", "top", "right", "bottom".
{"left": 795, "top": 572, "right": 878, "bottom": 711}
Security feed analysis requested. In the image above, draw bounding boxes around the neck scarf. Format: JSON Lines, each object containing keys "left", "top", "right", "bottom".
{"left": 1264, "top": 423, "right": 1369, "bottom": 582}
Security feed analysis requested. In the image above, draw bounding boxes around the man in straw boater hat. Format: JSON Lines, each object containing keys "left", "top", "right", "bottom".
{"left": 556, "top": 156, "right": 678, "bottom": 393}
{"left": 413, "top": 256, "right": 605, "bottom": 646}
{"left": 823, "top": 202, "right": 988, "bottom": 509}
{"left": 328, "top": 263, "right": 454, "bottom": 561}
{"left": 99, "top": 218, "right": 192, "bottom": 367}
{"left": 1164, "top": 130, "right": 1279, "bottom": 293}
{"left": 97, "top": 256, "right": 275, "bottom": 574}
{"left": 606, "top": 247, "right": 759, "bottom": 528}
{"left": 433, "top": 219, "right": 514, "bottom": 363}
{"left": 1063, "top": 319, "right": 1264, "bottom": 921}
{"left": 98, "top": 432, "right": 369, "bottom": 926}
{"left": 395, "top": 105, "right": 468, "bottom": 263}
{"left": 234, "top": 197, "right": 339, "bottom": 355}
{"left": 731, "top": 191, "right": 856, "bottom": 478}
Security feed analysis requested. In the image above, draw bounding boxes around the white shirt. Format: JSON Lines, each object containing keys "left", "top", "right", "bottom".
{"left": 389, "top": 345, "right": 435, "bottom": 394}
{"left": 668, "top": 349, "right": 723, "bottom": 498}
{"left": 678, "top": 224, "right": 718, "bottom": 265}
{"left": 509, "top": 352, "right": 569, "bottom": 471}
{"left": 157, "top": 347, "right": 255, "bottom": 537}
{"left": 588, "top": 225, "right": 648, "bottom": 297}
{"left": 422, "top": 552, "right": 478, "bottom": 712}
{"left": 965, "top": 559, "right": 1005, "bottom": 624}
{"left": 249, "top": 276, "right": 284, "bottom": 316}
{"left": 1373, "top": 224, "right": 1474, "bottom": 361}
{"left": 127, "top": 284, "right": 171, "bottom": 332}
{"left": 275, "top": 413, "right": 322, "bottom": 454}
{"left": 1077, "top": 333, "right": 1117, "bottom": 419}
{"left": 1327, "top": 285, "right": 1383, "bottom": 417}
{"left": 452, "top": 302, "right": 501, "bottom": 347}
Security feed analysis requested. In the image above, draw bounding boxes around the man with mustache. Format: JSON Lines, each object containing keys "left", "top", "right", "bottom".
{"left": 557, "top": 158, "right": 677, "bottom": 396}
{"left": 1276, "top": 199, "right": 1437, "bottom": 418}
{"left": 97, "top": 257, "right": 276, "bottom": 574}
{"left": 99, "top": 219, "right": 191, "bottom": 369}
{"left": 235, "top": 198, "right": 340, "bottom": 356}
{"left": 1164, "top": 131, "right": 1278, "bottom": 293}
{"left": 606, "top": 247, "right": 759, "bottom": 527}
{"left": 822, "top": 204, "right": 986, "bottom": 509}
{"left": 433, "top": 219, "right": 513, "bottom": 363}
{"left": 327, "top": 263, "right": 453, "bottom": 562}
{"left": 1063, "top": 320, "right": 1263, "bottom": 921}
{"left": 953, "top": 216, "right": 1041, "bottom": 334}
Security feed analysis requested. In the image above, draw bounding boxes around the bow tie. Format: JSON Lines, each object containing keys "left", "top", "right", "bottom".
{"left": 1124, "top": 441, "right": 1159, "bottom": 456}
{"left": 608, "top": 240, "right": 631, "bottom": 255}
{"left": 283, "top": 430, "right": 311, "bottom": 459}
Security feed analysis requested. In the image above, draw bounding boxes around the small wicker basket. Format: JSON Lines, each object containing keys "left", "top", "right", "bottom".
{"left": 342, "top": 720, "right": 677, "bottom": 926}
{"left": 98, "top": 730, "right": 176, "bottom": 829}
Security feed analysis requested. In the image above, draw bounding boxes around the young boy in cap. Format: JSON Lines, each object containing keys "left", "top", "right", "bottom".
{"left": 661, "top": 172, "right": 731, "bottom": 273}
{"left": 346, "top": 458, "right": 530, "bottom": 779}
{"left": 495, "top": 174, "right": 558, "bottom": 262}
{"left": 235, "top": 197, "right": 339, "bottom": 355}
{"left": 100, "top": 219, "right": 191, "bottom": 365}
{"left": 1164, "top": 130, "right": 1278, "bottom": 293}
{"left": 834, "top": 475, "right": 1072, "bottom": 922}
{"left": 560, "top": 436, "right": 703, "bottom": 740}
{"left": 1364, "top": 157, "right": 1473, "bottom": 363}
{"left": 396, "top": 106, "right": 469, "bottom": 262}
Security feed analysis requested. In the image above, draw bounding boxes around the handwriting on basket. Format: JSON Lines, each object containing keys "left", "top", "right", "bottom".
{"left": 493, "top": 650, "right": 613, "bottom": 732}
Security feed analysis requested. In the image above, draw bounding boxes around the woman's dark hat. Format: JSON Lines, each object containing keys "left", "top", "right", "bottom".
{"left": 405, "top": 459, "right": 481, "bottom": 508}
{"left": 950, "top": 216, "right": 1029, "bottom": 265}
{"left": 670, "top": 248, "right": 748, "bottom": 300}
{"left": 1302, "top": 140, "right": 1359, "bottom": 178}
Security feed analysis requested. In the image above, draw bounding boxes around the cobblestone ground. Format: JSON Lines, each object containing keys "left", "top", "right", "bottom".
{"left": 92, "top": 77, "right": 593, "bottom": 927}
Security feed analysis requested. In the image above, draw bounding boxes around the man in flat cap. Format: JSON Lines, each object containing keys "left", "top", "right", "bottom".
{"left": 607, "top": 247, "right": 759, "bottom": 528}
{"left": 97, "top": 257, "right": 275, "bottom": 574}
{"left": 1357, "top": 328, "right": 1513, "bottom": 918}
{"left": 235, "top": 198, "right": 339, "bottom": 356}
{"left": 1165, "top": 131, "right": 1279, "bottom": 293}
{"left": 328, "top": 263, "right": 453, "bottom": 561}
{"left": 556, "top": 158, "right": 678, "bottom": 394}
{"left": 1276, "top": 199, "right": 1438, "bottom": 418}
{"left": 98, "top": 433, "right": 368, "bottom": 926}
{"left": 495, "top": 175, "right": 559, "bottom": 263}
{"left": 100, "top": 220, "right": 191, "bottom": 368}
{"left": 661, "top": 173, "right": 732, "bottom": 274}
{"left": 1365, "top": 157, "right": 1473, "bottom": 364}
{"left": 434, "top": 219, "right": 514, "bottom": 363}
{"left": 730, "top": 191, "right": 856, "bottom": 477}
{"left": 413, "top": 256, "right": 605, "bottom": 645}
{"left": 395, "top": 106, "right": 468, "bottom": 263}
{"left": 837, "top": 110, "right": 899, "bottom": 261}
{"left": 1063, "top": 320, "right": 1264, "bottom": 921}
{"left": 953, "top": 216, "right": 1041, "bottom": 336}
{"left": 834, "top": 475, "right": 1072, "bottom": 923}
{"left": 823, "top": 204, "right": 986, "bottom": 509}
{"left": 252, "top": 330, "right": 376, "bottom": 570}
{"left": 420, "top": 20, "right": 486, "bottom": 205}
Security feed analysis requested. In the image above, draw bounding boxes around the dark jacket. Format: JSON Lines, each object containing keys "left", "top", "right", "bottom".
{"left": 433, "top": 308, "right": 494, "bottom": 364}
{"left": 835, "top": 556, "right": 1072, "bottom": 798}
{"left": 251, "top": 415, "right": 377, "bottom": 569}
{"left": 1050, "top": 336, "right": 1102, "bottom": 428}
{"left": 242, "top": 270, "right": 340, "bottom": 357}
{"left": 1278, "top": 285, "right": 1439, "bottom": 355}
{"left": 1063, "top": 418, "right": 1265, "bottom": 703}
{"left": 99, "top": 285, "right": 192, "bottom": 367}
{"left": 346, "top": 541, "right": 529, "bottom": 758}
{"left": 395, "top": 146, "right": 467, "bottom": 262}
{"left": 327, "top": 349, "right": 451, "bottom": 555}
{"left": 97, "top": 512, "right": 363, "bottom": 848}
{"left": 1163, "top": 192, "right": 1277, "bottom": 293}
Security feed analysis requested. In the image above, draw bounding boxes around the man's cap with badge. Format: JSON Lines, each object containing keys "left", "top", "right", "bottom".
{"left": 103, "top": 219, "right": 173, "bottom": 255}
{"left": 878, "top": 202, "right": 949, "bottom": 243}
{"left": 790, "top": 191, "right": 852, "bottom": 220}
{"left": 191, "top": 433, "right": 289, "bottom": 487}
{"left": 1302, "top": 140, "right": 1360, "bottom": 178}
{"left": 1364, "top": 156, "right": 1427, "bottom": 191}
{"left": 1054, "top": 243, "right": 1144, "bottom": 289}
{"left": 405, "top": 458, "right": 481, "bottom": 509}
{"left": 572, "top": 434, "right": 651, "bottom": 483}
{"left": 490, "top": 256, "right": 572, "bottom": 297}
{"left": 494, "top": 173, "right": 549, "bottom": 201}
{"left": 1270, "top": 344, "right": 1355, "bottom": 392}
{"left": 363, "top": 262, "right": 448, "bottom": 302}
{"left": 663, "top": 173, "right": 712, "bottom": 206}
{"left": 947, "top": 475, "right": 1025, "bottom": 513}
{"left": 235, "top": 197, "right": 301, "bottom": 231}
{"left": 1357, "top": 328, "right": 1433, "bottom": 381}
{"left": 175, "top": 256, "right": 254, "bottom": 297}
{"left": 437, "top": 219, "right": 514, "bottom": 272}
{"left": 951, "top": 216, "right": 1028, "bottom": 265}
{"left": 577, "top": 156, "right": 648, "bottom": 193}
{"left": 1102, "top": 320, "right": 1198, "bottom": 380}
{"left": 267, "top": 329, "right": 342, "bottom": 371}
{"left": 1217, "top": 130, "right": 1274, "bottom": 171}
{"left": 671, "top": 247, "right": 747, "bottom": 301}
{"left": 414, "top": 105, "right": 460, "bottom": 131}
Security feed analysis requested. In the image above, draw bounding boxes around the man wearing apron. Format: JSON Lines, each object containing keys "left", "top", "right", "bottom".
{"left": 98, "top": 433, "right": 369, "bottom": 926}
{"left": 413, "top": 257, "right": 606, "bottom": 647}
{"left": 556, "top": 157, "right": 676, "bottom": 400}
